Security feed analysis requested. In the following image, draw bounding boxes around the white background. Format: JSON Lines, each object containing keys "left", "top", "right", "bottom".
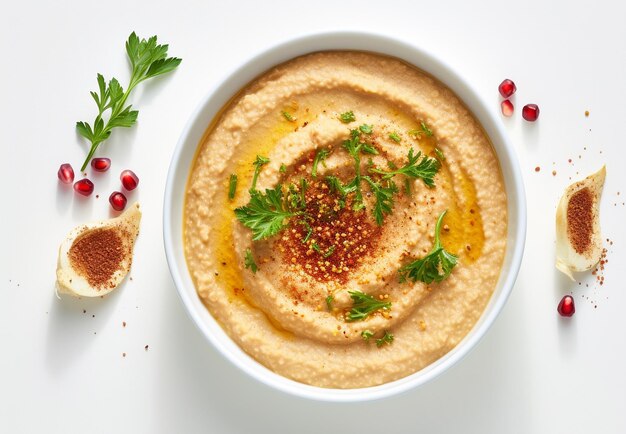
{"left": 1, "top": 1, "right": 625, "bottom": 433}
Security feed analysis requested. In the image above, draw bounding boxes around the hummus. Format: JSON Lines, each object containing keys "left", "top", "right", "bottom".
{"left": 184, "top": 51, "right": 507, "bottom": 388}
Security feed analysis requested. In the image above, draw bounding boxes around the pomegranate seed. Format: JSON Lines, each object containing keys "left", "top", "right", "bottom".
{"left": 109, "top": 191, "right": 127, "bottom": 211}
{"left": 57, "top": 163, "right": 75, "bottom": 184}
{"left": 501, "top": 100, "right": 514, "bottom": 117}
{"left": 522, "top": 104, "right": 540, "bottom": 122}
{"left": 73, "top": 178, "right": 94, "bottom": 196}
{"left": 557, "top": 295, "right": 575, "bottom": 317}
{"left": 91, "top": 157, "right": 111, "bottom": 172}
{"left": 120, "top": 169, "right": 139, "bottom": 191}
{"left": 498, "top": 79, "right": 516, "bottom": 98}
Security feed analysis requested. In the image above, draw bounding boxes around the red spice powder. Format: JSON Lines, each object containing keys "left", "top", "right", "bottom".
{"left": 278, "top": 179, "right": 381, "bottom": 284}
{"left": 567, "top": 187, "right": 594, "bottom": 254}
{"left": 69, "top": 228, "right": 124, "bottom": 288}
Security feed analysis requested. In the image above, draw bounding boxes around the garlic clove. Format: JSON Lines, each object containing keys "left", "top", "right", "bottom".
{"left": 555, "top": 166, "right": 605, "bottom": 280}
{"left": 56, "top": 203, "right": 141, "bottom": 297}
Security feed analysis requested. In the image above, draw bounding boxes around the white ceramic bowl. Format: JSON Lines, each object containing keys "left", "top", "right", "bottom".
{"left": 163, "top": 31, "right": 527, "bottom": 402}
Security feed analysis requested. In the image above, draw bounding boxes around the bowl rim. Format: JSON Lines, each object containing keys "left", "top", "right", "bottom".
{"left": 163, "top": 30, "right": 527, "bottom": 402}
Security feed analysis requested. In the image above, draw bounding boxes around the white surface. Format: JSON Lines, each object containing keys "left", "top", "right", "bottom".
{"left": 1, "top": 0, "right": 624, "bottom": 432}
{"left": 163, "top": 31, "right": 527, "bottom": 402}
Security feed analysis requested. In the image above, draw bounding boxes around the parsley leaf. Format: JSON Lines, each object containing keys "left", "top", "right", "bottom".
{"left": 370, "top": 148, "right": 439, "bottom": 188}
{"left": 326, "top": 295, "right": 334, "bottom": 311}
{"left": 361, "top": 330, "right": 374, "bottom": 341}
{"left": 363, "top": 176, "right": 398, "bottom": 225}
{"left": 282, "top": 111, "right": 296, "bottom": 122}
{"left": 325, "top": 175, "right": 355, "bottom": 196}
{"left": 297, "top": 219, "right": 313, "bottom": 243}
{"left": 250, "top": 155, "right": 270, "bottom": 192}
{"left": 398, "top": 210, "right": 458, "bottom": 283}
{"left": 408, "top": 121, "right": 433, "bottom": 139}
{"left": 77, "top": 32, "right": 181, "bottom": 171}
{"left": 389, "top": 132, "right": 401, "bottom": 143}
{"left": 434, "top": 148, "right": 446, "bottom": 161}
{"left": 339, "top": 111, "right": 356, "bottom": 123}
{"left": 312, "top": 149, "right": 330, "bottom": 178}
{"left": 279, "top": 163, "right": 287, "bottom": 173}
{"left": 234, "top": 186, "right": 297, "bottom": 240}
{"left": 346, "top": 291, "right": 391, "bottom": 322}
{"left": 244, "top": 248, "right": 258, "bottom": 273}
{"left": 376, "top": 331, "right": 394, "bottom": 347}
{"left": 228, "top": 174, "right": 238, "bottom": 200}
{"left": 359, "top": 124, "right": 373, "bottom": 135}
{"left": 323, "top": 245, "right": 336, "bottom": 258}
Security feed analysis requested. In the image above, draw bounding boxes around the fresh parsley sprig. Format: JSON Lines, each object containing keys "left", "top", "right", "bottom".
{"left": 363, "top": 176, "right": 398, "bottom": 225}
{"left": 235, "top": 186, "right": 298, "bottom": 240}
{"left": 312, "top": 149, "right": 330, "bottom": 178}
{"left": 244, "top": 248, "right": 258, "bottom": 273}
{"left": 408, "top": 121, "right": 433, "bottom": 138}
{"left": 250, "top": 156, "right": 270, "bottom": 192}
{"left": 346, "top": 290, "right": 391, "bottom": 322}
{"left": 370, "top": 148, "right": 439, "bottom": 188}
{"left": 361, "top": 330, "right": 374, "bottom": 341}
{"left": 399, "top": 210, "right": 458, "bottom": 283}
{"left": 76, "top": 32, "right": 182, "bottom": 171}
{"left": 228, "top": 174, "right": 238, "bottom": 200}
{"left": 389, "top": 132, "right": 401, "bottom": 143}
{"left": 376, "top": 331, "right": 394, "bottom": 347}
{"left": 339, "top": 111, "right": 356, "bottom": 123}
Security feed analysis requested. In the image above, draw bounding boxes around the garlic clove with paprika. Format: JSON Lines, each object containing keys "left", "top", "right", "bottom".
{"left": 555, "top": 166, "right": 605, "bottom": 280}
{"left": 56, "top": 202, "right": 141, "bottom": 297}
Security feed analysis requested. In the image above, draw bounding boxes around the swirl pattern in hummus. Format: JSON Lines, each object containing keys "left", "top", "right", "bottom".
{"left": 184, "top": 51, "right": 507, "bottom": 388}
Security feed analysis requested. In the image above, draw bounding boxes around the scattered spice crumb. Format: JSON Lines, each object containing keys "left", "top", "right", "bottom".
{"left": 534, "top": 166, "right": 540, "bottom": 172}
{"left": 92, "top": 314, "right": 95, "bottom": 318}
{"left": 83, "top": 309, "right": 86, "bottom": 314}
{"left": 585, "top": 110, "right": 589, "bottom": 117}
{"left": 96, "top": 194, "right": 99, "bottom": 199}
{"left": 122, "top": 321, "right": 126, "bottom": 328}
{"left": 144, "top": 345, "right": 149, "bottom": 351}
{"left": 122, "top": 352, "right": 126, "bottom": 358}
{"left": 552, "top": 170, "right": 557, "bottom": 176}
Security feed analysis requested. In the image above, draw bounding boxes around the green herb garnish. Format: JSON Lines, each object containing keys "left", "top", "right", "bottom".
{"left": 244, "top": 248, "right": 258, "bottom": 273}
{"left": 279, "top": 163, "right": 287, "bottom": 173}
{"left": 323, "top": 245, "right": 336, "bottom": 258}
{"left": 399, "top": 210, "right": 458, "bottom": 283}
{"left": 376, "top": 331, "right": 394, "bottom": 347}
{"left": 389, "top": 132, "right": 401, "bottom": 143}
{"left": 339, "top": 111, "right": 356, "bottom": 123}
{"left": 325, "top": 176, "right": 355, "bottom": 197}
{"left": 404, "top": 178, "right": 412, "bottom": 196}
{"left": 363, "top": 176, "right": 398, "bottom": 225}
{"left": 326, "top": 295, "right": 334, "bottom": 311}
{"left": 370, "top": 148, "right": 439, "bottom": 188}
{"left": 346, "top": 291, "right": 391, "bottom": 322}
{"left": 361, "top": 330, "right": 374, "bottom": 341}
{"left": 228, "top": 174, "right": 238, "bottom": 200}
{"left": 342, "top": 130, "right": 365, "bottom": 210}
{"left": 359, "top": 124, "right": 373, "bottom": 135}
{"left": 312, "top": 149, "right": 330, "bottom": 178}
{"left": 76, "top": 32, "right": 182, "bottom": 171}
{"left": 297, "top": 219, "right": 313, "bottom": 243}
{"left": 434, "top": 148, "right": 445, "bottom": 161}
{"left": 234, "top": 186, "right": 298, "bottom": 240}
{"left": 282, "top": 111, "right": 296, "bottom": 122}
{"left": 250, "top": 155, "right": 270, "bottom": 191}
{"left": 408, "top": 121, "right": 433, "bottom": 138}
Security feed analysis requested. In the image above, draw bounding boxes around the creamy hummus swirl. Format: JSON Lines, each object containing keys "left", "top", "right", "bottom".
{"left": 184, "top": 51, "right": 507, "bottom": 388}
